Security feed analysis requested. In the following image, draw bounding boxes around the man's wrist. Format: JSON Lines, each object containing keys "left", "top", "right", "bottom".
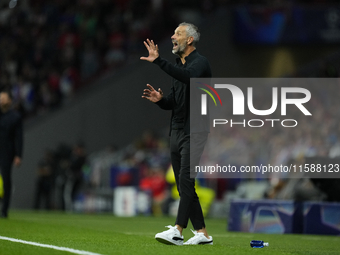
{"left": 152, "top": 56, "right": 161, "bottom": 64}
{"left": 155, "top": 97, "right": 163, "bottom": 104}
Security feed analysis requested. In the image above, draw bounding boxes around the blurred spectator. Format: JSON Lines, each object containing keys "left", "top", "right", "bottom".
{"left": 60, "top": 66, "right": 80, "bottom": 97}
{"left": 104, "top": 28, "right": 126, "bottom": 68}
{"left": 34, "top": 149, "right": 56, "bottom": 210}
{"left": 58, "top": 23, "right": 81, "bottom": 51}
{"left": 139, "top": 165, "right": 167, "bottom": 215}
{"left": 54, "top": 143, "right": 72, "bottom": 210}
{"left": 47, "top": 67, "right": 62, "bottom": 108}
{"left": 64, "top": 142, "right": 87, "bottom": 211}
{"left": 80, "top": 40, "right": 99, "bottom": 81}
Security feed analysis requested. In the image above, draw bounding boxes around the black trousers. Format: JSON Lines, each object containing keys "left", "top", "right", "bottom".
{"left": 170, "top": 129, "right": 208, "bottom": 230}
{"left": 0, "top": 160, "right": 12, "bottom": 216}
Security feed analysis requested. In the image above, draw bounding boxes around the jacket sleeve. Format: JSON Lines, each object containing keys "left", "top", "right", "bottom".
{"left": 155, "top": 89, "right": 174, "bottom": 110}
{"left": 153, "top": 56, "right": 208, "bottom": 85}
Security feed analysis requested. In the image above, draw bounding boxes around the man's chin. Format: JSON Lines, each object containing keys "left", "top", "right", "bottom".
{"left": 172, "top": 49, "right": 183, "bottom": 56}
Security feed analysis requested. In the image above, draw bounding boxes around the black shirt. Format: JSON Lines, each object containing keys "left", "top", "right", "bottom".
{"left": 172, "top": 60, "right": 186, "bottom": 129}
{"left": 153, "top": 50, "right": 212, "bottom": 134}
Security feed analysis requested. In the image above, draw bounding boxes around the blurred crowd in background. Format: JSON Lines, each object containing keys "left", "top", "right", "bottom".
{"left": 1, "top": 0, "right": 339, "bottom": 119}
{"left": 0, "top": 0, "right": 215, "bottom": 119}
{"left": 33, "top": 130, "right": 172, "bottom": 213}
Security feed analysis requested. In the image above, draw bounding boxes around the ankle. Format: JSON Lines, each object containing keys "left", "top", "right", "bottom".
{"left": 175, "top": 224, "right": 183, "bottom": 235}
{"left": 197, "top": 228, "right": 209, "bottom": 238}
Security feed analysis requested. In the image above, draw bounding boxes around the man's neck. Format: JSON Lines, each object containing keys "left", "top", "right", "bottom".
{"left": 179, "top": 47, "right": 195, "bottom": 64}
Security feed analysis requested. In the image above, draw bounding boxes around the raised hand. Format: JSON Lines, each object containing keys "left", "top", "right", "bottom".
{"left": 140, "top": 39, "right": 159, "bottom": 62}
{"left": 142, "top": 84, "right": 163, "bottom": 103}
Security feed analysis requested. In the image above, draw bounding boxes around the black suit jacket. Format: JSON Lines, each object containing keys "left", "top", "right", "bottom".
{"left": 0, "top": 109, "right": 23, "bottom": 165}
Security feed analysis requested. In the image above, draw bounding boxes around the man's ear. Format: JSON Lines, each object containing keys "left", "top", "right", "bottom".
{"left": 187, "top": 36, "right": 194, "bottom": 45}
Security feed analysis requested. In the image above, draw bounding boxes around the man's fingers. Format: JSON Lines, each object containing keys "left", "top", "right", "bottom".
{"left": 146, "top": 39, "right": 153, "bottom": 49}
{"left": 146, "top": 38, "right": 157, "bottom": 50}
{"left": 151, "top": 40, "right": 157, "bottom": 49}
{"left": 143, "top": 40, "right": 150, "bottom": 49}
{"left": 146, "top": 84, "right": 154, "bottom": 90}
{"left": 142, "top": 95, "right": 154, "bottom": 102}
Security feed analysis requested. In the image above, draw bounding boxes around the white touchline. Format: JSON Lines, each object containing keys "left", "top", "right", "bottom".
{"left": 0, "top": 236, "right": 103, "bottom": 255}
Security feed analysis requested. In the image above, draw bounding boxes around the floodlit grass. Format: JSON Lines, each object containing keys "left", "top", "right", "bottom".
{"left": 0, "top": 211, "right": 339, "bottom": 255}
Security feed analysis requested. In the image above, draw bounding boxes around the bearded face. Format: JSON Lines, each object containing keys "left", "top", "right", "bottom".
{"left": 172, "top": 38, "right": 187, "bottom": 55}
{"left": 171, "top": 26, "right": 189, "bottom": 56}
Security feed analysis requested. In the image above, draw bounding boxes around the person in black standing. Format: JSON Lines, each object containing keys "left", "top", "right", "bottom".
{"left": 64, "top": 142, "right": 86, "bottom": 211}
{"left": 0, "top": 89, "right": 23, "bottom": 218}
{"left": 141, "top": 22, "right": 213, "bottom": 245}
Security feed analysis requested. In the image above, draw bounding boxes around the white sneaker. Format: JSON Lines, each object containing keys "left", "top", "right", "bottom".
{"left": 183, "top": 230, "right": 213, "bottom": 245}
{"left": 155, "top": 225, "right": 184, "bottom": 245}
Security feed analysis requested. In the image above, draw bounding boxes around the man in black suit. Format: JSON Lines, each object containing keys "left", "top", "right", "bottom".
{"left": 141, "top": 22, "right": 213, "bottom": 245}
{"left": 0, "top": 89, "right": 23, "bottom": 218}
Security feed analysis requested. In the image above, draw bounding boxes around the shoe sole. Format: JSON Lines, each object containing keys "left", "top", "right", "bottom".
{"left": 184, "top": 240, "right": 213, "bottom": 245}
{"left": 155, "top": 237, "right": 183, "bottom": 245}
{"left": 199, "top": 241, "right": 213, "bottom": 245}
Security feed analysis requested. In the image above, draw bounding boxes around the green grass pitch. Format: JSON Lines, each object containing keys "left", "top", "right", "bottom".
{"left": 0, "top": 211, "right": 339, "bottom": 255}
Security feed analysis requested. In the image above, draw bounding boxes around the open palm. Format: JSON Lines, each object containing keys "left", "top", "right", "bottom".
{"left": 142, "top": 84, "right": 163, "bottom": 103}
{"left": 140, "top": 39, "right": 159, "bottom": 62}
